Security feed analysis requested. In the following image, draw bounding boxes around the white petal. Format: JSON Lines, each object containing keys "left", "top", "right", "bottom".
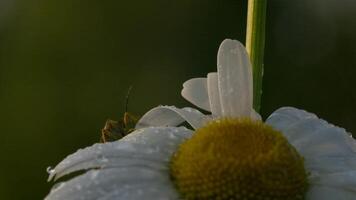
{"left": 306, "top": 157, "right": 356, "bottom": 175}
{"left": 266, "top": 107, "right": 327, "bottom": 141}
{"left": 45, "top": 167, "right": 178, "bottom": 200}
{"left": 97, "top": 182, "right": 179, "bottom": 200}
{"left": 306, "top": 185, "right": 356, "bottom": 200}
{"left": 48, "top": 127, "right": 193, "bottom": 181}
{"left": 207, "top": 72, "right": 222, "bottom": 116}
{"left": 309, "top": 171, "right": 356, "bottom": 193}
{"left": 294, "top": 122, "right": 355, "bottom": 157}
{"left": 181, "top": 78, "right": 210, "bottom": 111}
{"left": 251, "top": 109, "right": 262, "bottom": 121}
{"left": 135, "top": 105, "right": 209, "bottom": 129}
{"left": 217, "top": 39, "right": 253, "bottom": 117}
{"left": 266, "top": 107, "right": 356, "bottom": 158}
{"left": 266, "top": 107, "right": 317, "bottom": 131}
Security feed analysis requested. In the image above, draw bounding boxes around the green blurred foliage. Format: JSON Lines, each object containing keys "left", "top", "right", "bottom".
{"left": 0, "top": 0, "right": 355, "bottom": 199}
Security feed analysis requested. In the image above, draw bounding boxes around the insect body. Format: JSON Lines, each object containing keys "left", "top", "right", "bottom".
{"left": 100, "top": 112, "right": 138, "bottom": 142}
{"left": 100, "top": 86, "right": 139, "bottom": 142}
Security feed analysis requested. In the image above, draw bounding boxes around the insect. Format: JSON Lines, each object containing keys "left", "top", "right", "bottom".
{"left": 100, "top": 86, "right": 139, "bottom": 142}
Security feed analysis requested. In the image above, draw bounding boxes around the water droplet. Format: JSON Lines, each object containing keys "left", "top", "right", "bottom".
{"left": 101, "top": 157, "right": 109, "bottom": 163}
{"left": 185, "top": 108, "right": 193, "bottom": 112}
{"left": 47, "top": 166, "right": 55, "bottom": 174}
{"left": 90, "top": 171, "right": 99, "bottom": 180}
{"left": 97, "top": 155, "right": 109, "bottom": 163}
{"left": 169, "top": 133, "right": 177, "bottom": 140}
{"left": 75, "top": 184, "right": 82, "bottom": 190}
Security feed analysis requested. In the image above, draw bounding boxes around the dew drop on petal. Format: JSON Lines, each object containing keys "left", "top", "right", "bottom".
{"left": 101, "top": 157, "right": 109, "bottom": 163}
{"left": 46, "top": 166, "right": 55, "bottom": 174}
{"left": 186, "top": 108, "right": 193, "bottom": 112}
{"left": 75, "top": 184, "right": 82, "bottom": 191}
{"left": 168, "top": 133, "right": 178, "bottom": 140}
{"left": 97, "top": 155, "right": 109, "bottom": 163}
{"left": 90, "top": 171, "right": 99, "bottom": 180}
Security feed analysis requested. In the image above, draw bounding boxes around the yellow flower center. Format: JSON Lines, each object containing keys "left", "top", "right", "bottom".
{"left": 170, "top": 118, "right": 308, "bottom": 200}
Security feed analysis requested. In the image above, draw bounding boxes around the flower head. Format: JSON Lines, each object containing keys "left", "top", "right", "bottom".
{"left": 46, "top": 39, "right": 356, "bottom": 200}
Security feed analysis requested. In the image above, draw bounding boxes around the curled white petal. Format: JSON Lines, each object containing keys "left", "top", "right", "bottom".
{"left": 135, "top": 105, "right": 209, "bottom": 130}
{"left": 217, "top": 39, "right": 253, "bottom": 118}
{"left": 181, "top": 78, "right": 210, "bottom": 111}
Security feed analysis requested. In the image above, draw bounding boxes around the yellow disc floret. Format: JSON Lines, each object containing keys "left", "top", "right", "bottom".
{"left": 170, "top": 118, "right": 308, "bottom": 200}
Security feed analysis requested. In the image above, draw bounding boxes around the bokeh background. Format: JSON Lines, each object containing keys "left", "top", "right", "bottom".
{"left": 1, "top": 0, "right": 355, "bottom": 199}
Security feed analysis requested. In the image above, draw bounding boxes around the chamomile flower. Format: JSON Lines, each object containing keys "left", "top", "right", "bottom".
{"left": 45, "top": 39, "right": 356, "bottom": 200}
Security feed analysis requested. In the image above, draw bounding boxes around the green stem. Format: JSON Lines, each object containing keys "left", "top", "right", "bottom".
{"left": 245, "top": 0, "right": 267, "bottom": 112}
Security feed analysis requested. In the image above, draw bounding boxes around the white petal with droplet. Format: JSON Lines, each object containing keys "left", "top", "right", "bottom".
{"left": 217, "top": 39, "right": 253, "bottom": 117}
{"left": 266, "top": 107, "right": 317, "bottom": 131}
{"left": 121, "top": 126, "right": 192, "bottom": 145}
{"left": 135, "top": 105, "right": 209, "bottom": 129}
{"left": 293, "top": 122, "right": 355, "bottom": 157}
{"left": 267, "top": 107, "right": 356, "bottom": 158}
{"left": 45, "top": 167, "right": 178, "bottom": 200}
{"left": 266, "top": 107, "right": 320, "bottom": 139}
{"left": 181, "top": 78, "right": 210, "bottom": 111}
{"left": 48, "top": 127, "right": 193, "bottom": 181}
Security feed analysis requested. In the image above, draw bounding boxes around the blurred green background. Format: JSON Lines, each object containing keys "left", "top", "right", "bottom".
{"left": 1, "top": 0, "right": 355, "bottom": 199}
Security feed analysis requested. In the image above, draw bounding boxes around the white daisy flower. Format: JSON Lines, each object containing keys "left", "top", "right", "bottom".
{"left": 45, "top": 39, "right": 356, "bottom": 200}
